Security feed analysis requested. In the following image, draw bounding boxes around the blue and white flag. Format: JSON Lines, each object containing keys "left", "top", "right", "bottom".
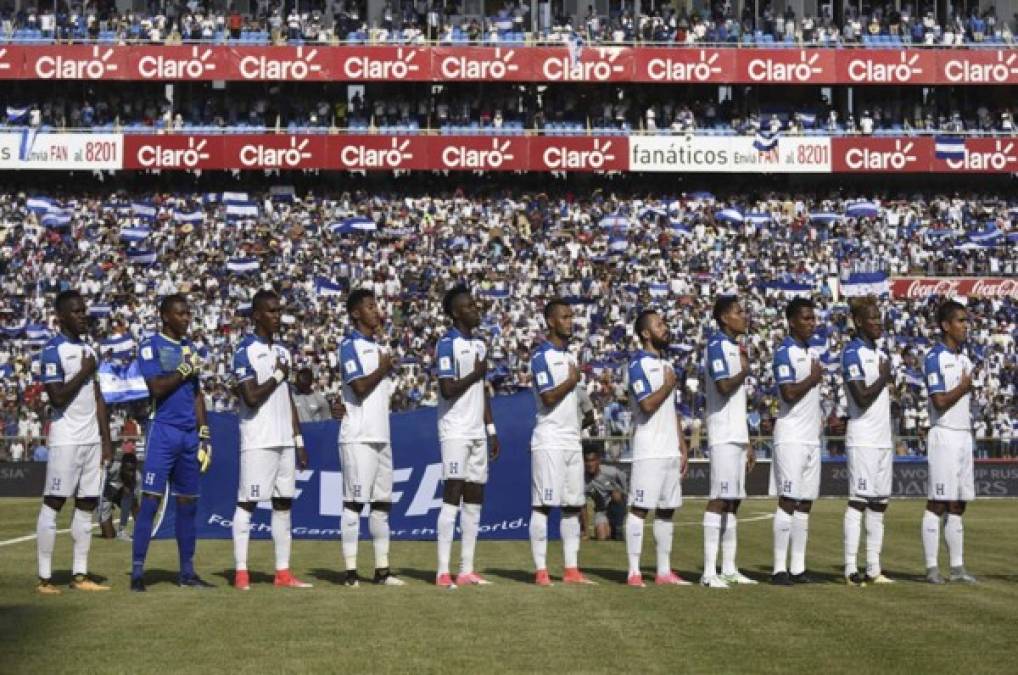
{"left": 768, "top": 280, "right": 813, "bottom": 297}
{"left": 1, "top": 318, "right": 27, "bottom": 337}
{"left": 969, "top": 226, "right": 1002, "bottom": 243}
{"left": 100, "top": 333, "right": 136, "bottom": 356}
{"left": 26, "top": 196, "right": 57, "bottom": 213}
{"left": 669, "top": 219, "right": 692, "bottom": 236}
{"left": 845, "top": 201, "right": 880, "bottom": 219}
{"left": 842, "top": 272, "right": 889, "bottom": 297}
{"left": 98, "top": 360, "right": 149, "bottom": 404}
{"left": 753, "top": 130, "right": 779, "bottom": 152}
{"left": 567, "top": 32, "right": 583, "bottom": 68}
{"left": 904, "top": 368, "right": 923, "bottom": 387}
{"left": 328, "top": 216, "right": 376, "bottom": 234}
{"left": 598, "top": 214, "right": 630, "bottom": 229}
{"left": 131, "top": 202, "right": 157, "bottom": 220}
{"left": 19, "top": 127, "right": 38, "bottom": 161}
{"left": 88, "top": 304, "right": 114, "bottom": 317}
{"left": 639, "top": 206, "right": 668, "bottom": 220}
{"left": 126, "top": 250, "right": 157, "bottom": 265}
{"left": 6, "top": 106, "right": 30, "bottom": 123}
{"left": 715, "top": 208, "right": 743, "bottom": 224}
{"left": 314, "top": 276, "right": 344, "bottom": 297}
{"left": 226, "top": 201, "right": 259, "bottom": 219}
{"left": 226, "top": 257, "right": 260, "bottom": 273}
{"left": 120, "top": 227, "right": 151, "bottom": 242}
{"left": 934, "top": 136, "right": 965, "bottom": 161}
{"left": 808, "top": 212, "right": 841, "bottom": 225}
{"left": 41, "top": 211, "right": 72, "bottom": 228}
{"left": 222, "top": 191, "right": 250, "bottom": 204}
{"left": 173, "top": 209, "right": 204, "bottom": 224}
{"left": 648, "top": 283, "right": 669, "bottom": 297}
{"left": 745, "top": 212, "right": 772, "bottom": 225}
{"left": 798, "top": 112, "right": 817, "bottom": 127}
{"left": 479, "top": 288, "right": 511, "bottom": 299}
{"left": 25, "top": 324, "right": 51, "bottom": 340}
{"left": 608, "top": 234, "right": 628, "bottom": 252}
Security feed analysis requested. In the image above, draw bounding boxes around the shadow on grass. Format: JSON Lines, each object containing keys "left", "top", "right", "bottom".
{"left": 484, "top": 567, "right": 533, "bottom": 584}
{"left": 213, "top": 569, "right": 275, "bottom": 585}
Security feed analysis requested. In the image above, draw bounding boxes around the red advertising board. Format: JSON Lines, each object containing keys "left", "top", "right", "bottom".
{"left": 891, "top": 277, "right": 1018, "bottom": 300}
{"left": 836, "top": 48, "right": 937, "bottom": 85}
{"left": 832, "top": 137, "right": 932, "bottom": 172}
{"left": 221, "top": 134, "right": 331, "bottom": 169}
{"left": 223, "top": 46, "right": 332, "bottom": 80}
{"left": 123, "top": 134, "right": 225, "bottom": 170}
{"left": 125, "top": 45, "right": 225, "bottom": 80}
{"left": 431, "top": 46, "right": 530, "bottom": 81}
{"left": 530, "top": 46, "right": 634, "bottom": 82}
{"left": 335, "top": 134, "right": 432, "bottom": 170}
{"left": 529, "top": 136, "right": 628, "bottom": 171}
{"left": 633, "top": 47, "right": 738, "bottom": 83}
{"left": 21, "top": 44, "right": 127, "bottom": 80}
{"left": 938, "top": 48, "right": 1018, "bottom": 84}
{"left": 929, "top": 137, "right": 1018, "bottom": 172}
{"left": 431, "top": 136, "right": 530, "bottom": 171}
{"left": 333, "top": 46, "right": 431, "bottom": 80}
{"left": 737, "top": 48, "right": 838, "bottom": 84}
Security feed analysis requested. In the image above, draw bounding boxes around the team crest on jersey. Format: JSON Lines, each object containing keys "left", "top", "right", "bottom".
{"left": 141, "top": 346, "right": 153, "bottom": 360}
{"left": 778, "top": 364, "right": 791, "bottom": 378}
{"left": 439, "top": 357, "right": 452, "bottom": 371}
{"left": 45, "top": 363, "right": 57, "bottom": 376}
{"left": 344, "top": 360, "right": 358, "bottom": 374}
{"left": 536, "top": 372, "right": 549, "bottom": 386}
{"left": 712, "top": 358, "right": 724, "bottom": 373}
{"left": 848, "top": 364, "right": 861, "bottom": 378}
{"left": 927, "top": 373, "right": 939, "bottom": 386}
{"left": 633, "top": 380, "right": 646, "bottom": 394}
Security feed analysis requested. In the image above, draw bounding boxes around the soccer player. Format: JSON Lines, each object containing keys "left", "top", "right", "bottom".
{"left": 434, "top": 285, "right": 500, "bottom": 588}
{"left": 701, "top": 296, "right": 757, "bottom": 589}
{"left": 770, "top": 297, "right": 824, "bottom": 586}
{"left": 841, "top": 296, "right": 895, "bottom": 586}
{"left": 36, "top": 290, "right": 113, "bottom": 593}
{"left": 529, "top": 299, "right": 595, "bottom": 586}
{"left": 131, "top": 294, "right": 213, "bottom": 591}
{"left": 338, "top": 289, "right": 405, "bottom": 587}
{"left": 625, "top": 309, "right": 689, "bottom": 588}
{"left": 231, "top": 289, "right": 312, "bottom": 590}
{"left": 922, "top": 300, "right": 977, "bottom": 584}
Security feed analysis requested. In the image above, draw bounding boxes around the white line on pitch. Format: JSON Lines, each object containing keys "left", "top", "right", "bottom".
{"left": 0, "top": 524, "right": 97, "bottom": 548}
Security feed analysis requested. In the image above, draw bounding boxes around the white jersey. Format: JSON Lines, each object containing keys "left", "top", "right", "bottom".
{"left": 339, "top": 330, "right": 394, "bottom": 444}
{"left": 842, "top": 337, "right": 893, "bottom": 448}
{"left": 530, "top": 340, "right": 581, "bottom": 450}
{"left": 40, "top": 334, "right": 100, "bottom": 447}
{"left": 233, "top": 334, "right": 295, "bottom": 450}
{"left": 704, "top": 331, "right": 749, "bottom": 446}
{"left": 924, "top": 342, "right": 972, "bottom": 431}
{"left": 436, "top": 327, "right": 487, "bottom": 442}
{"left": 627, "top": 350, "right": 680, "bottom": 461}
{"left": 772, "top": 336, "right": 823, "bottom": 447}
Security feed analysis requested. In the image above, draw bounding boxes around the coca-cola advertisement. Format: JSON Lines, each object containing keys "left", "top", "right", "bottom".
{"left": 891, "top": 277, "right": 1018, "bottom": 300}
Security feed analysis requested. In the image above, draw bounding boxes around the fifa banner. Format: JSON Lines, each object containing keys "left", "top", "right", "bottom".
{"left": 890, "top": 277, "right": 1018, "bottom": 300}
{"left": 1, "top": 45, "right": 1018, "bottom": 84}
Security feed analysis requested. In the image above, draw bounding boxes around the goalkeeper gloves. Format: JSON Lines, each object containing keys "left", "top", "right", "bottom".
{"left": 197, "top": 425, "right": 212, "bottom": 473}
{"left": 177, "top": 346, "right": 202, "bottom": 380}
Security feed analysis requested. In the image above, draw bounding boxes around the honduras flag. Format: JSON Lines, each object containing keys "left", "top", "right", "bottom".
{"left": 1, "top": 318, "right": 27, "bottom": 337}
{"left": 841, "top": 271, "right": 890, "bottom": 297}
{"left": 120, "top": 227, "right": 151, "bottom": 242}
{"left": 88, "top": 304, "right": 114, "bottom": 317}
{"left": 904, "top": 368, "right": 923, "bottom": 388}
{"left": 226, "top": 202, "right": 259, "bottom": 219}
{"left": 648, "top": 283, "right": 669, "bottom": 297}
{"left": 608, "top": 234, "right": 628, "bottom": 252}
{"left": 173, "top": 209, "right": 204, "bottom": 224}
{"left": 598, "top": 214, "right": 630, "bottom": 229}
{"left": 845, "top": 202, "right": 880, "bottom": 219}
{"left": 19, "top": 127, "right": 38, "bottom": 161}
{"left": 26, "top": 196, "right": 57, "bottom": 213}
{"left": 314, "top": 276, "right": 344, "bottom": 296}
{"left": 127, "top": 250, "right": 157, "bottom": 265}
{"left": 669, "top": 219, "right": 692, "bottom": 236}
{"left": 479, "top": 288, "right": 511, "bottom": 299}
{"left": 753, "top": 130, "right": 779, "bottom": 152}
{"left": 41, "top": 211, "right": 72, "bottom": 228}
{"left": 6, "top": 106, "right": 30, "bottom": 124}
{"left": 25, "top": 324, "right": 52, "bottom": 340}
{"left": 227, "top": 257, "right": 260, "bottom": 273}
{"left": 809, "top": 212, "right": 841, "bottom": 225}
{"left": 131, "top": 202, "right": 157, "bottom": 220}
{"left": 969, "top": 226, "right": 1002, "bottom": 243}
{"left": 715, "top": 208, "right": 743, "bottom": 224}
{"left": 745, "top": 212, "right": 772, "bottom": 225}
{"left": 934, "top": 136, "right": 965, "bottom": 161}
{"left": 98, "top": 360, "right": 149, "bottom": 404}
{"left": 328, "top": 216, "right": 377, "bottom": 234}
{"left": 100, "top": 333, "right": 136, "bottom": 356}
{"left": 768, "top": 279, "right": 813, "bottom": 297}
{"left": 222, "top": 191, "right": 250, "bottom": 204}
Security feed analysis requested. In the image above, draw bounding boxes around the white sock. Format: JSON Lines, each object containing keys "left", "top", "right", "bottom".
{"left": 864, "top": 509, "right": 885, "bottom": 577}
{"left": 459, "top": 503, "right": 481, "bottom": 575}
{"left": 71, "top": 508, "right": 92, "bottom": 576}
{"left": 529, "top": 510, "right": 548, "bottom": 571}
{"left": 721, "top": 514, "right": 738, "bottom": 576}
{"left": 271, "top": 509, "right": 292, "bottom": 571}
{"left": 702, "top": 511, "right": 722, "bottom": 578}
{"left": 626, "top": 512, "right": 644, "bottom": 575}
{"left": 945, "top": 514, "right": 964, "bottom": 568}
{"left": 922, "top": 509, "right": 941, "bottom": 568}
{"left": 369, "top": 509, "right": 390, "bottom": 570}
{"left": 436, "top": 502, "right": 458, "bottom": 576}
{"left": 561, "top": 514, "right": 581, "bottom": 569}
{"left": 843, "top": 507, "right": 862, "bottom": 575}
{"left": 790, "top": 511, "right": 810, "bottom": 575}
{"left": 232, "top": 507, "right": 251, "bottom": 571}
{"left": 37, "top": 504, "right": 58, "bottom": 580}
{"left": 653, "top": 518, "right": 674, "bottom": 577}
{"left": 772, "top": 508, "right": 792, "bottom": 574}
{"left": 341, "top": 507, "right": 360, "bottom": 571}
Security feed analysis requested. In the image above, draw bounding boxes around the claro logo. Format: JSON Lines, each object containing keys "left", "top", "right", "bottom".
{"left": 239, "top": 47, "right": 322, "bottom": 79}
{"left": 945, "top": 140, "right": 1017, "bottom": 171}
{"left": 844, "top": 139, "right": 919, "bottom": 170}
{"left": 848, "top": 51, "right": 922, "bottom": 83}
{"left": 35, "top": 47, "right": 118, "bottom": 79}
{"left": 944, "top": 50, "right": 1018, "bottom": 83}
{"left": 343, "top": 48, "right": 420, "bottom": 79}
{"left": 137, "top": 137, "right": 210, "bottom": 168}
{"left": 340, "top": 138, "right": 413, "bottom": 168}
{"left": 542, "top": 47, "right": 626, "bottom": 81}
{"left": 239, "top": 137, "right": 312, "bottom": 167}
{"left": 442, "top": 139, "right": 515, "bottom": 169}
{"left": 542, "top": 140, "right": 615, "bottom": 170}
{"left": 646, "top": 50, "right": 722, "bottom": 82}
{"left": 747, "top": 50, "right": 823, "bottom": 82}
{"left": 138, "top": 47, "right": 216, "bottom": 79}
{"left": 440, "top": 48, "right": 519, "bottom": 79}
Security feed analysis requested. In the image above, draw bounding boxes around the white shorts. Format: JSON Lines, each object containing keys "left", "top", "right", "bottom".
{"left": 709, "top": 443, "right": 748, "bottom": 500}
{"left": 340, "top": 442, "right": 393, "bottom": 503}
{"left": 769, "top": 443, "right": 821, "bottom": 501}
{"left": 531, "top": 446, "right": 584, "bottom": 508}
{"left": 629, "top": 457, "right": 682, "bottom": 510}
{"left": 927, "top": 428, "right": 975, "bottom": 502}
{"left": 238, "top": 446, "right": 295, "bottom": 502}
{"left": 847, "top": 446, "right": 893, "bottom": 501}
{"left": 441, "top": 438, "right": 488, "bottom": 484}
{"left": 45, "top": 444, "right": 102, "bottom": 499}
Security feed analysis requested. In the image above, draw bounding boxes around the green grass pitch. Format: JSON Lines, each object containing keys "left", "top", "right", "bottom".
{"left": 1, "top": 497, "right": 1016, "bottom": 674}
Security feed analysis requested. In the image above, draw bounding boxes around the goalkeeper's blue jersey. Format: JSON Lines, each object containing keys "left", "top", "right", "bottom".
{"left": 138, "top": 332, "right": 199, "bottom": 430}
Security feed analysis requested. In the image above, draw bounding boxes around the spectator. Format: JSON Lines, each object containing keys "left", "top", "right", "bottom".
{"left": 293, "top": 366, "right": 332, "bottom": 422}
{"left": 581, "top": 447, "right": 627, "bottom": 540}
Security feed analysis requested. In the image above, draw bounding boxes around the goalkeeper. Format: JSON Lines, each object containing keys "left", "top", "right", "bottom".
{"left": 130, "top": 294, "right": 214, "bottom": 592}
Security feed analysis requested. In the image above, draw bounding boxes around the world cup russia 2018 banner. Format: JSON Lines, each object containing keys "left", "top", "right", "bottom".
{"left": 154, "top": 392, "right": 538, "bottom": 541}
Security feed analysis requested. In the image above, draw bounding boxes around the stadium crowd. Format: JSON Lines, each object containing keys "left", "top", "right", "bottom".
{"left": 0, "top": 184, "right": 1014, "bottom": 460}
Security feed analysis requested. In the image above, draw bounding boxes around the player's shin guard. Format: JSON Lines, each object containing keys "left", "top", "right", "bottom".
{"left": 864, "top": 509, "right": 885, "bottom": 577}
{"left": 944, "top": 514, "right": 964, "bottom": 568}
{"left": 702, "top": 512, "right": 722, "bottom": 577}
{"left": 436, "top": 502, "right": 458, "bottom": 576}
{"left": 721, "top": 514, "right": 738, "bottom": 576}
{"left": 529, "top": 510, "right": 548, "bottom": 571}
{"left": 921, "top": 509, "right": 941, "bottom": 568}
{"left": 459, "top": 503, "right": 481, "bottom": 575}
{"left": 368, "top": 510, "right": 390, "bottom": 570}
{"left": 625, "top": 513, "right": 644, "bottom": 575}
{"left": 132, "top": 497, "right": 160, "bottom": 579}
{"left": 341, "top": 508, "right": 360, "bottom": 571}
{"left": 36, "top": 504, "right": 58, "bottom": 579}
{"left": 789, "top": 511, "right": 809, "bottom": 575}
{"left": 772, "top": 509, "right": 792, "bottom": 574}
{"left": 272, "top": 509, "right": 292, "bottom": 572}
{"left": 652, "top": 518, "right": 674, "bottom": 577}
{"left": 232, "top": 507, "right": 251, "bottom": 571}
{"left": 176, "top": 499, "right": 197, "bottom": 578}
{"left": 71, "top": 508, "right": 93, "bottom": 576}
{"left": 561, "top": 514, "right": 581, "bottom": 569}
{"left": 843, "top": 507, "right": 862, "bottom": 575}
